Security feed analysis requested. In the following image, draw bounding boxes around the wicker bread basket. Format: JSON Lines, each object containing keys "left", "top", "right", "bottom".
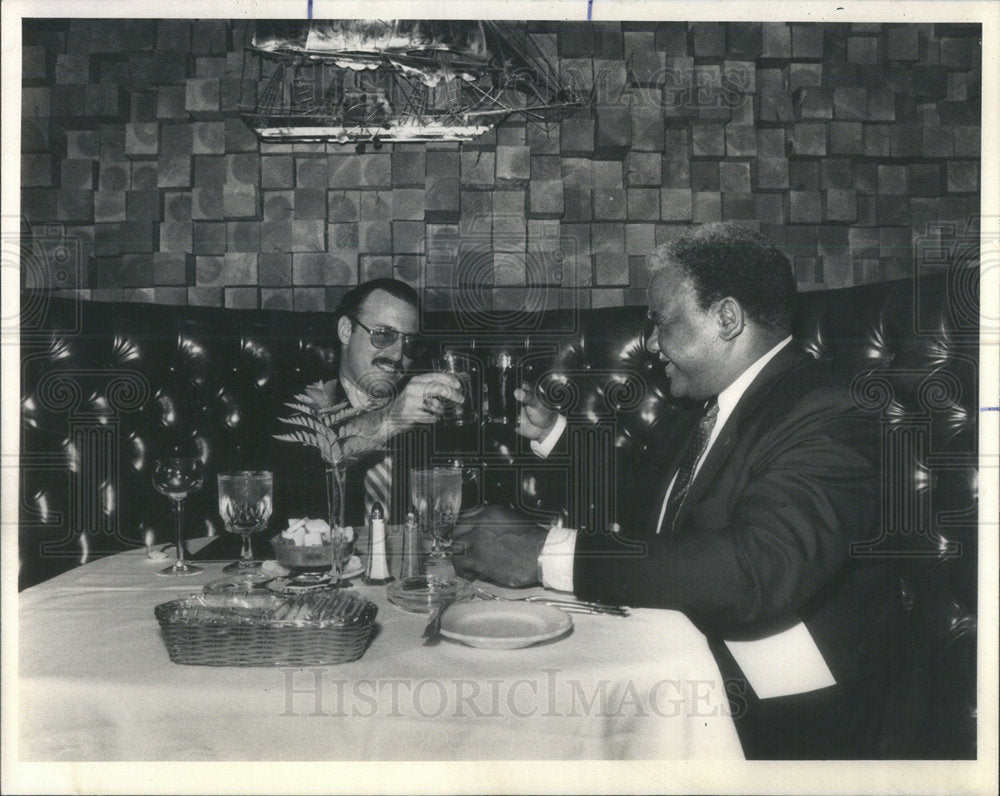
{"left": 155, "top": 591, "right": 377, "bottom": 666}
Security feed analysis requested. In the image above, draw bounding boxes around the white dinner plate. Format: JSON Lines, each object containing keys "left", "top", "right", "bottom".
{"left": 440, "top": 601, "right": 573, "bottom": 649}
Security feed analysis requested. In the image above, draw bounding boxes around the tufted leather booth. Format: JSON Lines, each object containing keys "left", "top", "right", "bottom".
{"left": 18, "top": 269, "right": 977, "bottom": 757}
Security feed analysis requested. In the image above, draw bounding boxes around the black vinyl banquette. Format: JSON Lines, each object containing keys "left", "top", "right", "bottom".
{"left": 18, "top": 268, "right": 978, "bottom": 757}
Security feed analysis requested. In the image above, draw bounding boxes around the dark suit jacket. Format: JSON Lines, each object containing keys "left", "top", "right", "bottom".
{"left": 573, "top": 344, "right": 903, "bottom": 688}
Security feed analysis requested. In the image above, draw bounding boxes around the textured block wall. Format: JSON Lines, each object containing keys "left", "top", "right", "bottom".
{"left": 21, "top": 19, "right": 981, "bottom": 312}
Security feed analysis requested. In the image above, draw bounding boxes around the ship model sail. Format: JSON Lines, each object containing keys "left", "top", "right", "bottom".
{"left": 241, "top": 20, "right": 584, "bottom": 144}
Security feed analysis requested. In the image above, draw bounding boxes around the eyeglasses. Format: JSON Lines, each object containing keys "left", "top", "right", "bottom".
{"left": 349, "top": 317, "right": 427, "bottom": 359}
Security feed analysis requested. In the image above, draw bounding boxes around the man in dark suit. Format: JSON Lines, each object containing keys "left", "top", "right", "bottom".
{"left": 452, "top": 222, "right": 904, "bottom": 759}
{"left": 330, "top": 279, "right": 462, "bottom": 525}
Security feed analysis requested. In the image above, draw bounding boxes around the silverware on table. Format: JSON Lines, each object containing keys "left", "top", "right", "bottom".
{"left": 473, "top": 586, "right": 630, "bottom": 617}
{"left": 421, "top": 596, "right": 456, "bottom": 645}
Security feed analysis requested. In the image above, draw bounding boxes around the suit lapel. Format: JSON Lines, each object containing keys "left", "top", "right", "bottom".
{"left": 670, "top": 344, "right": 808, "bottom": 531}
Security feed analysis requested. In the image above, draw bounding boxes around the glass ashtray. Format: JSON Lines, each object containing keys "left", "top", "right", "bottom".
{"left": 386, "top": 575, "right": 474, "bottom": 614}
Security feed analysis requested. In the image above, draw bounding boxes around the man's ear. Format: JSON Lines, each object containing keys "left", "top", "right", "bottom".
{"left": 716, "top": 297, "right": 745, "bottom": 341}
{"left": 337, "top": 315, "right": 354, "bottom": 347}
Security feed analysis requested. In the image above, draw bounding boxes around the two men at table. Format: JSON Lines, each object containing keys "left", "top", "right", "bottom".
{"left": 452, "top": 222, "right": 904, "bottom": 759}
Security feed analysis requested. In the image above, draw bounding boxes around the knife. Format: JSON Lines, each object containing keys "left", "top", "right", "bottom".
{"left": 421, "top": 596, "right": 456, "bottom": 645}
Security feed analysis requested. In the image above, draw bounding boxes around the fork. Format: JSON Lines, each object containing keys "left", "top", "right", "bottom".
{"left": 474, "top": 586, "right": 630, "bottom": 617}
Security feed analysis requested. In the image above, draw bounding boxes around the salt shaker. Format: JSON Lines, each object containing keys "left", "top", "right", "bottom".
{"left": 363, "top": 502, "right": 394, "bottom": 585}
{"left": 400, "top": 506, "right": 422, "bottom": 579}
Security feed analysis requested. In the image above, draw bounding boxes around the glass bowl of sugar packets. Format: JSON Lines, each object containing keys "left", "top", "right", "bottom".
{"left": 269, "top": 517, "right": 362, "bottom": 593}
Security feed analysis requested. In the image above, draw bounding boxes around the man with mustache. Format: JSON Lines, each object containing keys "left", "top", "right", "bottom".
{"left": 453, "top": 223, "right": 904, "bottom": 759}
{"left": 333, "top": 278, "right": 462, "bottom": 524}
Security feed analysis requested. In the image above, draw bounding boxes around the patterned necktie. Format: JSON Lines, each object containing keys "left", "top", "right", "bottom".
{"left": 660, "top": 398, "right": 719, "bottom": 534}
{"left": 364, "top": 453, "right": 392, "bottom": 522}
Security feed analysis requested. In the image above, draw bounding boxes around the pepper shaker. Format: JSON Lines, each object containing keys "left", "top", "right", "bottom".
{"left": 400, "top": 506, "right": 422, "bottom": 579}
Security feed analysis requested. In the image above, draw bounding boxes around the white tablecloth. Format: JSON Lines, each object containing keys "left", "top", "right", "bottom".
{"left": 17, "top": 543, "right": 743, "bottom": 761}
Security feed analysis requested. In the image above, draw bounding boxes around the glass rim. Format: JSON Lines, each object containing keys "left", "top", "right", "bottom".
{"left": 409, "top": 466, "right": 463, "bottom": 474}
{"left": 218, "top": 470, "right": 273, "bottom": 480}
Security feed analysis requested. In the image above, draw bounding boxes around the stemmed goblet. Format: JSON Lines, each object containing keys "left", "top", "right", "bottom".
{"left": 218, "top": 471, "right": 273, "bottom": 579}
{"left": 409, "top": 465, "right": 463, "bottom": 563}
{"left": 152, "top": 457, "right": 204, "bottom": 577}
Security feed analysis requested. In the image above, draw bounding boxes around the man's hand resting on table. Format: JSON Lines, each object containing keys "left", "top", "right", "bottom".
{"left": 451, "top": 504, "right": 548, "bottom": 588}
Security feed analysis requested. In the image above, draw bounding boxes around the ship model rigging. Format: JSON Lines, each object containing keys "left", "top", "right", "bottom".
{"left": 241, "top": 20, "right": 585, "bottom": 146}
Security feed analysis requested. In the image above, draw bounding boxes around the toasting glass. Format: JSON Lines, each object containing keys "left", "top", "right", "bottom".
{"left": 152, "top": 457, "right": 204, "bottom": 577}
{"left": 218, "top": 471, "right": 273, "bottom": 577}
{"left": 432, "top": 352, "right": 478, "bottom": 426}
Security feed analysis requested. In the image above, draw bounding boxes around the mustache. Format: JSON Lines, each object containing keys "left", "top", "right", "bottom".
{"left": 372, "top": 356, "right": 404, "bottom": 375}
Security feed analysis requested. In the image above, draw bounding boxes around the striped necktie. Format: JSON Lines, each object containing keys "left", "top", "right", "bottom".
{"left": 363, "top": 454, "right": 392, "bottom": 523}
{"left": 660, "top": 398, "right": 719, "bottom": 534}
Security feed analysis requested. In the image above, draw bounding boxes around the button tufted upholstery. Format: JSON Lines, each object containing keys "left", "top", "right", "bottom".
{"left": 19, "top": 270, "right": 977, "bottom": 757}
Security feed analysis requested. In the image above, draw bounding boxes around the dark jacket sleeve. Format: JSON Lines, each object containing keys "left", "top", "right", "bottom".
{"left": 573, "top": 390, "right": 881, "bottom": 635}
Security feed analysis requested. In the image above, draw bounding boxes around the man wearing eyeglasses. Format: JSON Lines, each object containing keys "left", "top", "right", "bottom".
{"left": 332, "top": 278, "right": 462, "bottom": 524}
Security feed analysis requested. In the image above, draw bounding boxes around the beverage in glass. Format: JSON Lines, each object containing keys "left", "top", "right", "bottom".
{"left": 432, "top": 352, "right": 477, "bottom": 426}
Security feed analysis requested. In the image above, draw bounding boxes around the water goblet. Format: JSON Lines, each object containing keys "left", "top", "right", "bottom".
{"left": 218, "top": 471, "right": 273, "bottom": 578}
{"left": 152, "top": 457, "right": 205, "bottom": 577}
{"left": 409, "top": 465, "right": 463, "bottom": 563}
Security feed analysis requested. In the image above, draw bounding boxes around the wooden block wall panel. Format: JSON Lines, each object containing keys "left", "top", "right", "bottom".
{"left": 225, "top": 118, "right": 258, "bottom": 152}
{"left": 185, "top": 78, "right": 221, "bottom": 119}
{"left": 460, "top": 151, "right": 495, "bottom": 190}
{"left": 595, "top": 106, "right": 632, "bottom": 158}
{"left": 18, "top": 20, "right": 984, "bottom": 302}
{"left": 392, "top": 188, "right": 425, "bottom": 221}
{"left": 95, "top": 190, "right": 127, "bottom": 222}
{"left": 528, "top": 181, "right": 564, "bottom": 219}
{"left": 223, "top": 188, "right": 258, "bottom": 219}
{"left": 496, "top": 146, "right": 530, "bottom": 186}
{"left": 392, "top": 151, "right": 425, "bottom": 187}
{"left": 159, "top": 221, "right": 193, "bottom": 252}
{"left": 124, "top": 123, "right": 158, "bottom": 158}
{"left": 57, "top": 191, "right": 94, "bottom": 222}
{"left": 228, "top": 221, "right": 260, "bottom": 252}
{"left": 328, "top": 191, "right": 360, "bottom": 222}
{"left": 126, "top": 190, "right": 160, "bottom": 222}
{"left": 593, "top": 161, "right": 627, "bottom": 221}
{"left": 425, "top": 177, "right": 461, "bottom": 223}
{"left": 294, "top": 188, "right": 326, "bottom": 219}
{"left": 261, "top": 156, "right": 294, "bottom": 190}
{"left": 192, "top": 188, "right": 224, "bottom": 219}
{"left": 163, "top": 191, "right": 191, "bottom": 221}
{"left": 560, "top": 115, "right": 595, "bottom": 157}
{"left": 153, "top": 252, "right": 191, "bottom": 285}
{"left": 258, "top": 252, "right": 291, "bottom": 286}
{"left": 192, "top": 221, "right": 226, "bottom": 255}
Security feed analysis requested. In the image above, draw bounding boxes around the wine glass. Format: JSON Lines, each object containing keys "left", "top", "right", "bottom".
{"left": 218, "top": 471, "right": 273, "bottom": 578}
{"left": 152, "top": 457, "right": 205, "bottom": 577}
{"left": 409, "top": 465, "right": 463, "bottom": 562}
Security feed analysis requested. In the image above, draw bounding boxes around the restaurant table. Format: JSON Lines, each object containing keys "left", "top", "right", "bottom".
{"left": 17, "top": 538, "right": 744, "bottom": 761}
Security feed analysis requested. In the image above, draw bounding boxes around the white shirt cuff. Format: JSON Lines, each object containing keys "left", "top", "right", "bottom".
{"left": 538, "top": 526, "right": 576, "bottom": 593}
{"left": 529, "top": 413, "right": 567, "bottom": 459}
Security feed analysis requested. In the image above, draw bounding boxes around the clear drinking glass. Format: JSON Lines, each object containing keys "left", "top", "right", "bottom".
{"left": 432, "top": 352, "right": 477, "bottom": 426}
{"left": 152, "top": 457, "right": 204, "bottom": 577}
{"left": 218, "top": 471, "right": 273, "bottom": 577}
{"left": 409, "top": 465, "right": 463, "bottom": 561}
